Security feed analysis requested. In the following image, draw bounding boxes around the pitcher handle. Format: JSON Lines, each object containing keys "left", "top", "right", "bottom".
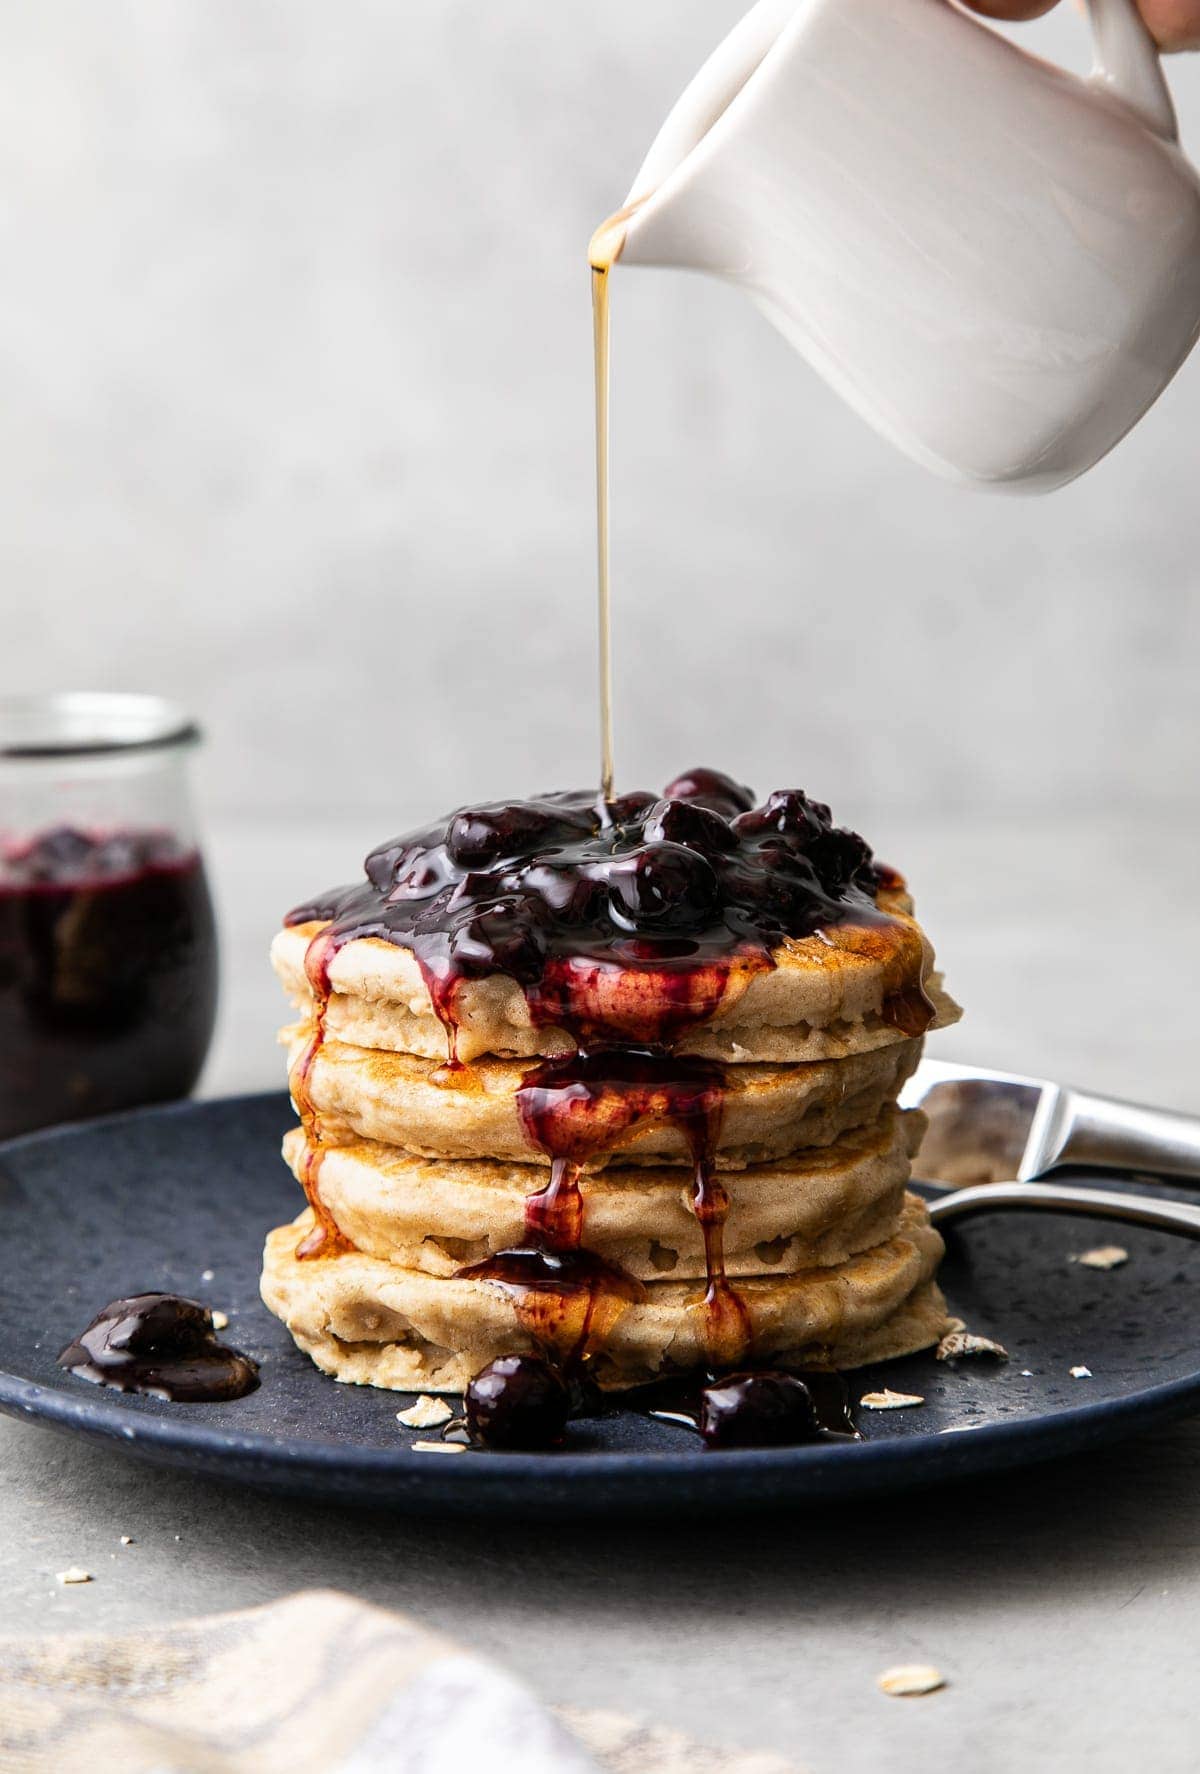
{"left": 1085, "top": 0, "right": 1178, "bottom": 140}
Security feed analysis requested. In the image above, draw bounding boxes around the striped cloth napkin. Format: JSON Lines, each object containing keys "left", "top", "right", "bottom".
{"left": 0, "top": 1589, "right": 797, "bottom": 1774}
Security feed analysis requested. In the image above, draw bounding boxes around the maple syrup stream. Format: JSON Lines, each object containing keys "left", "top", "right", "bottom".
{"left": 589, "top": 200, "right": 645, "bottom": 806}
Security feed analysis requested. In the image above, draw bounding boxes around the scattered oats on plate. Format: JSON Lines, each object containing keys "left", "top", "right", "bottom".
{"left": 56, "top": 1567, "right": 92, "bottom": 1586}
{"left": 210, "top": 1310, "right": 229, "bottom": 1331}
{"left": 1071, "top": 1246, "right": 1129, "bottom": 1271}
{"left": 119, "top": 1536, "right": 134, "bottom": 1546}
{"left": 1070, "top": 1365, "right": 1093, "bottom": 1379}
{"left": 937, "top": 1329, "right": 1009, "bottom": 1362}
{"left": 396, "top": 1396, "right": 453, "bottom": 1431}
{"left": 860, "top": 1389, "right": 924, "bottom": 1411}
{"left": 411, "top": 1440, "right": 466, "bottom": 1456}
{"left": 877, "top": 1664, "right": 945, "bottom": 1697}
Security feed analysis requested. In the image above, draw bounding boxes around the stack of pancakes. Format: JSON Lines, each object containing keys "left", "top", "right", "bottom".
{"left": 261, "top": 881, "right": 960, "bottom": 1393}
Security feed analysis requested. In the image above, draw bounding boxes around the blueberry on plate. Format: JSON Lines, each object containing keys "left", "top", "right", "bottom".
{"left": 466, "top": 1354, "right": 571, "bottom": 1450}
{"left": 700, "top": 1372, "right": 818, "bottom": 1450}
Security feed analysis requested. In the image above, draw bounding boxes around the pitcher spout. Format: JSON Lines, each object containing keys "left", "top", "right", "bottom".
{"left": 611, "top": 0, "right": 798, "bottom": 278}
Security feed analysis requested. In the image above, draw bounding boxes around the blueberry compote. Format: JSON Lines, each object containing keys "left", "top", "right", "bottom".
{"left": 286, "top": 769, "right": 929, "bottom": 1449}
{"left": 287, "top": 766, "right": 916, "bottom": 1053}
{"left": 59, "top": 1293, "right": 258, "bottom": 1402}
{"left": 0, "top": 827, "right": 218, "bottom": 1140}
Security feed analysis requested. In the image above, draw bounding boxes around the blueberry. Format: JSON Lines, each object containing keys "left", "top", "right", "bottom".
{"left": 365, "top": 829, "right": 433, "bottom": 893}
{"left": 21, "top": 826, "right": 97, "bottom": 884}
{"left": 520, "top": 862, "right": 591, "bottom": 919}
{"left": 730, "top": 852, "right": 821, "bottom": 924}
{"left": 748, "top": 839, "right": 818, "bottom": 878}
{"left": 641, "top": 798, "right": 737, "bottom": 855}
{"left": 662, "top": 768, "right": 755, "bottom": 815}
{"left": 700, "top": 1372, "right": 818, "bottom": 1450}
{"left": 733, "top": 789, "right": 825, "bottom": 846}
{"left": 805, "top": 826, "right": 874, "bottom": 894}
{"left": 389, "top": 853, "right": 458, "bottom": 900}
{"left": 603, "top": 790, "right": 657, "bottom": 828}
{"left": 605, "top": 843, "right": 719, "bottom": 932}
{"left": 520, "top": 862, "right": 607, "bottom": 930}
{"left": 446, "top": 805, "right": 560, "bottom": 868}
{"left": 451, "top": 900, "right": 545, "bottom": 979}
{"left": 93, "top": 832, "right": 146, "bottom": 878}
{"left": 466, "top": 1353, "right": 570, "bottom": 1449}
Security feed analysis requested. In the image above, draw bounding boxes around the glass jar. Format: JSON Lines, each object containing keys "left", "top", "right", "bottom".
{"left": 0, "top": 693, "right": 219, "bottom": 1140}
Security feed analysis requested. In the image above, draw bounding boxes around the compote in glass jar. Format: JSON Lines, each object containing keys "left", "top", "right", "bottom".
{"left": 0, "top": 694, "right": 219, "bottom": 1140}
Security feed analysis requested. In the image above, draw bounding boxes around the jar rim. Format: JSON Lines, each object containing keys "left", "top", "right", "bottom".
{"left": 0, "top": 693, "right": 201, "bottom": 760}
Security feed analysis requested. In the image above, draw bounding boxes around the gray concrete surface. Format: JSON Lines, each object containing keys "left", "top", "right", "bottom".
{"left": 2, "top": 1410, "right": 1196, "bottom": 1774}
{"left": 1, "top": 814, "right": 1199, "bottom": 1772}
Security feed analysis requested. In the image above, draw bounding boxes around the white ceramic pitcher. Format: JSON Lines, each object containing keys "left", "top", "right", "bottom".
{"left": 613, "top": 0, "right": 1200, "bottom": 490}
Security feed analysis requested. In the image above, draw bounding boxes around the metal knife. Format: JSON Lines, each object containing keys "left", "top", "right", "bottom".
{"left": 901, "top": 1058, "right": 1200, "bottom": 1188}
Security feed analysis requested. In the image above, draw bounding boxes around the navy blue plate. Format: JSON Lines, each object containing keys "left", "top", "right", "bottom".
{"left": 0, "top": 1092, "right": 1197, "bottom": 1515}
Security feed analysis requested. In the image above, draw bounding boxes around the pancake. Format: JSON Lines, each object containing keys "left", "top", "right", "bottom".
{"left": 259, "top": 1193, "right": 948, "bottom": 1392}
{"left": 281, "top": 1027, "right": 924, "bottom": 1167}
{"left": 271, "top": 885, "right": 960, "bottom": 1066}
{"left": 279, "top": 1105, "right": 924, "bottom": 1280}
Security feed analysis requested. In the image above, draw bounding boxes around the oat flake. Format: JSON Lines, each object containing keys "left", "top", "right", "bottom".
{"left": 397, "top": 1396, "right": 453, "bottom": 1431}
{"left": 878, "top": 1664, "right": 945, "bottom": 1697}
{"left": 1071, "top": 1246, "right": 1129, "bottom": 1271}
{"left": 937, "top": 1329, "right": 1009, "bottom": 1362}
{"left": 860, "top": 1389, "right": 924, "bottom": 1411}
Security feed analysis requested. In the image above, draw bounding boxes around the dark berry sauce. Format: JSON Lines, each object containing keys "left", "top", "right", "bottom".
{"left": 442, "top": 1361, "right": 859, "bottom": 1453}
{"left": 287, "top": 927, "right": 354, "bottom": 1260}
{"left": 589, "top": 1367, "right": 858, "bottom": 1448}
{"left": 58, "top": 1293, "right": 258, "bottom": 1403}
{"left": 285, "top": 768, "right": 920, "bottom": 1054}
{"left": 283, "top": 771, "right": 931, "bottom": 1428}
{"left": 511, "top": 1047, "right": 749, "bottom": 1364}
{"left": 455, "top": 1246, "right": 647, "bottom": 1368}
{"left": 0, "top": 827, "right": 218, "bottom": 1141}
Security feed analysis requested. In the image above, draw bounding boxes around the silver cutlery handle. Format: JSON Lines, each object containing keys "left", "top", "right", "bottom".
{"left": 1047, "top": 1092, "right": 1200, "bottom": 1184}
{"left": 928, "top": 1179, "right": 1200, "bottom": 1241}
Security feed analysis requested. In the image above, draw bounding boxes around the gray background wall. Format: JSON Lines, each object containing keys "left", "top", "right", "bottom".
{"left": 5, "top": 0, "right": 1199, "bottom": 822}
{"left": 3, "top": 2, "right": 1199, "bottom": 1095}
